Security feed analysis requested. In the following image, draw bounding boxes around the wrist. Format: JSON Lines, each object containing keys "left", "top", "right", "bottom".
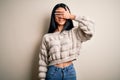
{"left": 70, "top": 14, "right": 76, "bottom": 20}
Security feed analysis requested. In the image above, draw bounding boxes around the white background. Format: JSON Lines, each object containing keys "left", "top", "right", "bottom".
{"left": 0, "top": 0, "right": 120, "bottom": 80}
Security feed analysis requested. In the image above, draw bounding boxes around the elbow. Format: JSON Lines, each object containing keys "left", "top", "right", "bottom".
{"left": 84, "top": 30, "right": 94, "bottom": 40}
{"left": 85, "top": 33, "right": 93, "bottom": 40}
{"left": 86, "top": 33, "right": 93, "bottom": 40}
{"left": 82, "top": 33, "right": 93, "bottom": 42}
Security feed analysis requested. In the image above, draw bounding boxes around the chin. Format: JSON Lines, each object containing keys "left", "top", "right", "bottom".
{"left": 58, "top": 22, "right": 66, "bottom": 26}
{"left": 59, "top": 23, "right": 65, "bottom": 26}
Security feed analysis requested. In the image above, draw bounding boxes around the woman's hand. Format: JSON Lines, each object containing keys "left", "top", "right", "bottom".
{"left": 55, "top": 7, "right": 76, "bottom": 20}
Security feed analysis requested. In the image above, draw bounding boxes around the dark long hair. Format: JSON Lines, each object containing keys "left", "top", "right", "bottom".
{"left": 48, "top": 3, "right": 74, "bottom": 33}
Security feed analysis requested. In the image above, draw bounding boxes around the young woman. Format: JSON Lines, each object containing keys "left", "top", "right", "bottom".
{"left": 39, "top": 3, "right": 94, "bottom": 80}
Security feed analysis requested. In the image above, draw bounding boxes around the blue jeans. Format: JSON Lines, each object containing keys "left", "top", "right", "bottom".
{"left": 46, "top": 64, "right": 76, "bottom": 80}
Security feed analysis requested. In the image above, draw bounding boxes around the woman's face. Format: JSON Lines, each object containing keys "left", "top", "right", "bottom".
{"left": 55, "top": 7, "right": 66, "bottom": 26}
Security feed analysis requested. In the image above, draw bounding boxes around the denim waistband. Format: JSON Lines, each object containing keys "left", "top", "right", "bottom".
{"left": 47, "top": 63, "right": 74, "bottom": 71}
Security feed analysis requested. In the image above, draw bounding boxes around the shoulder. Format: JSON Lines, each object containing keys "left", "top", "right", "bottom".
{"left": 43, "top": 33, "right": 51, "bottom": 38}
{"left": 42, "top": 33, "right": 51, "bottom": 39}
{"left": 42, "top": 33, "right": 54, "bottom": 42}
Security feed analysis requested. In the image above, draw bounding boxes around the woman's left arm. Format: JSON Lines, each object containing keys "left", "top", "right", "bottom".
{"left": 72, "top": 15, "right": 95, "bottom": 42}
{"left": 61, "top": 8, "right": 94, "bottom": 42}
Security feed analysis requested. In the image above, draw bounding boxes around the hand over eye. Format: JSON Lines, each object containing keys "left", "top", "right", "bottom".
{"left": 55, "top": 7, "right": 75, "bottom": 20}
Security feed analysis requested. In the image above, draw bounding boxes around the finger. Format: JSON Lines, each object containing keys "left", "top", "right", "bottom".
{"left": 54, "top": 12, "right": 64, "bottom": 15}
{"left": 55, "top": 10, "right": 64, "bottom": 13}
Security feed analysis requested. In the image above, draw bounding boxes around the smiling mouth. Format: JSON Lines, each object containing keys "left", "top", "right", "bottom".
{"left": 58, "top": 20, "right": 65, "bottom": 23}
{"left": 59, "top": 18, "right": 65, "bottom": 21}
{"left": 59, "top": 19, "right": 64, "bottom": 21}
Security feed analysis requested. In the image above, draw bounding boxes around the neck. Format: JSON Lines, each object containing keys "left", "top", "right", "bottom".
{"left": 57, "top": 25, "right": 64, "bottom": 32}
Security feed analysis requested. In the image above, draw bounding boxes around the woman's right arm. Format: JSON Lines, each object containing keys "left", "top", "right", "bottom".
{"left": 39, "top": 36, "right": 48, "bottom": 80}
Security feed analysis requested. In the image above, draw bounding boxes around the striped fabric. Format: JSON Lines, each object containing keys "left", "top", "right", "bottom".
{"left": 39, "top": 16, "right": 94, "bottom": 80}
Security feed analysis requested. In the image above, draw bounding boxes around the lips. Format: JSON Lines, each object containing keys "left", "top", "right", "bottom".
{"left": 58, "top": 20, "right": 65, "bottom": 23}
{"left": 58, "top": 18, "right": 65, "bottom": 22}
{"left": 55, "top": 17, "right": 66, "bottom": 25}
